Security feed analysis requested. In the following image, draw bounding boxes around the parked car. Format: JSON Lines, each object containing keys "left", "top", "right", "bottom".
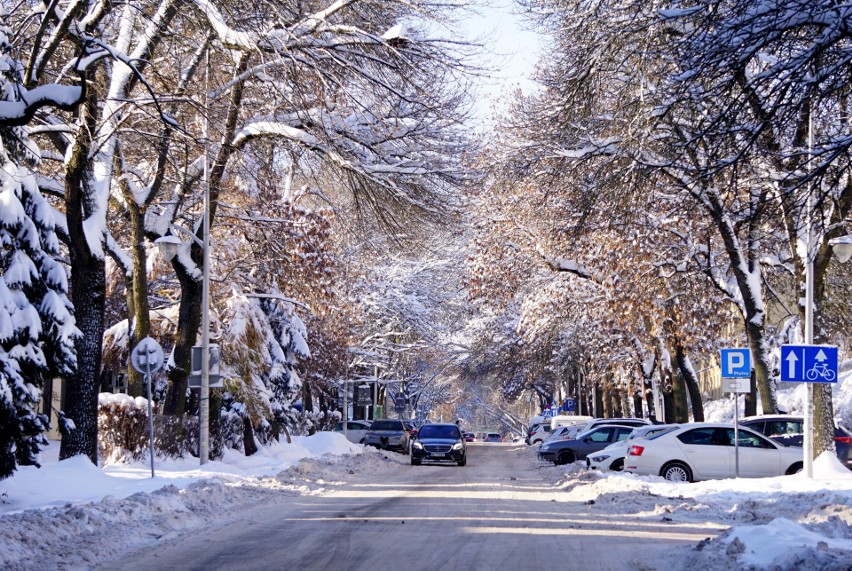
{"left": 571, "top": 417, "right": 651, "bottom": 436}
{"left": 484, "top": 433, "right": 503, "bottom": 443}
{"left": 334, "top": 420, "right": 372, "bottom": 444}
{"left": 526, "top": 423, "right": 551, "bottom": 445}
{"left": 411, "top": 423, "right": 467, "bottom": 466}
{"left": 625, "top": 423, "right": 804, "bottom": 482}
{"left": 739, "top": 415, "right": 852, "bottom": 471}
{"left": 463, "top": 432, "right": 476, "bottom": 442}
{"left": 544, "top": 425, "right": 578, "bottom": 443}
{"left": 587, "top": 424, "right": 680, "bottom": 471}
{"left": 549, "top": 414, "right": 594, "bottom": 431}
{"left": 538, "top": 424, "right": 636, "bottom": 465}
{"left": 363, "top": 419, "right": 411, "bottom": 454}
{"left": 403, "top": 420, "right": 419, "bottom": 437}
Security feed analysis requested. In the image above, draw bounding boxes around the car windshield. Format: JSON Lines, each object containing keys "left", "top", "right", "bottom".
{"left": 418, "top": 425, "right": 460, "bottom": 439}
{"left": 370, "top": 420, "right": 403, "bottom": 431}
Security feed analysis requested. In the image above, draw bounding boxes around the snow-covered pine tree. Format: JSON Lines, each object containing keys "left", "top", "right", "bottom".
{"left": 0, "top": 24, "right": 77, "bottom": 480}
{"left": 259, "top": 295, "right": 309, "bottom": 431}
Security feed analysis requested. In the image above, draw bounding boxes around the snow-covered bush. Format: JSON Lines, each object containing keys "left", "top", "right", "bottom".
{"left": 97, "top": 394, "right": 150, "bottom": 463}
{"left": 97, "top": 393, "right": 242, "bottom": 462}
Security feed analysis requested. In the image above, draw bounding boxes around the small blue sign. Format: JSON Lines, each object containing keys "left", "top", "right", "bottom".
{"left": 564, "top": 399, "right": 576, "bottom": 412}
{"left": 720, "top": 348, "right": 751, "bottom": 379}
{"left": 542, "top": 407, "right": 554, "bottom": 418}
{"left": 781, "top": 345, "right": 838, "bottom": 383}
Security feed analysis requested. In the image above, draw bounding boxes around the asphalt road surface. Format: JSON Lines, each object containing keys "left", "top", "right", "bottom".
{"left": 111, "top": 444, "right": 717, "bottom": 571}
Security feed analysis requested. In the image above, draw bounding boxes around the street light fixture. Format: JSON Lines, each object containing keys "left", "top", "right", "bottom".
{"left": 154, "top": 234, "right": 182, "bottom": 261}
{"left": 829, "top": 236, "right": 852, "bottom": 264}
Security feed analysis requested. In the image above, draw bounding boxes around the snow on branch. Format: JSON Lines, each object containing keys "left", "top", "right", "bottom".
{"left": 0, "top": 84, "right": 82, "bottom": 127}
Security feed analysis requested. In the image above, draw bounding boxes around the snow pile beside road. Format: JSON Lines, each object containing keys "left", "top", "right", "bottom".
{"left": 0, "top": 433, "right": 371, "bottom": 570}
{"left": 544, "top": 452, "right": 852, "bottom": 570}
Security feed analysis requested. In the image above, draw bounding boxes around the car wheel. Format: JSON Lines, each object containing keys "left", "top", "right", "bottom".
{"left": 458, "top": 456, "right": 466, "bottom": 467}
{"left": 786, "top": 462, "right": 803, "bottom": 475}
{"left": 610, "top": 458, "right": 624, "bottom": 472}
{"left": 555, "top": 451, "right": 575, "bottom": 466}
{"left": 661, "top": 461, "right": 692, "bottom": 482}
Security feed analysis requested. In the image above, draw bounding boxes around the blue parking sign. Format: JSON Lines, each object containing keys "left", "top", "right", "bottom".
{"left": 780, "top": 345, "right": 838, "bottom": 383}
{"left": 720, "top": 348, "right": 751, "bottom": 378}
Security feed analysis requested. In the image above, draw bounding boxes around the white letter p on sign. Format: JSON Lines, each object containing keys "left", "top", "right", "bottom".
{"left": 728, "top": 352, "right": 744, "bottom": 371}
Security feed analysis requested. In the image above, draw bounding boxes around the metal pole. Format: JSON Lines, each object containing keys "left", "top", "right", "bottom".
{"left": 199, "top": 49, "right": 211, "bottom": 466}
{"left": 734, "top": 392, "right": 739, "bottom": 478}
{"left": 804, "top": 105, "right": 814, "bottom": 478}
{"left": 146, "top": 361, "right": 155, "bottom": 478}
{"left": 343, "top": 380, "right": 348, "bottom": 438}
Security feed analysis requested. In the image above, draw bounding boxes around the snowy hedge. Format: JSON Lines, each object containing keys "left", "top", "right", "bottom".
{"left": 97, "top": 393, "right": 244, "bottom": 463}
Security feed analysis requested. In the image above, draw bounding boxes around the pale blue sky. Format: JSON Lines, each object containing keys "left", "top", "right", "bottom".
{"left": 462, "top": 0, "right": 544, "bottom": 121}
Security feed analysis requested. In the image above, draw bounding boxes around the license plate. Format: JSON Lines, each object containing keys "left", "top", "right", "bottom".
{"left": 430, "top": 453, "right": 446, "bottom": 458}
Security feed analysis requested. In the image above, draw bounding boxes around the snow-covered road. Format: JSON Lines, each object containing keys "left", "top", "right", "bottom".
{"left": 3, "top": 435, "right": 851, "bottom": 570}
{"left": 99, "top": 443, "right": 719, "bottom": 571}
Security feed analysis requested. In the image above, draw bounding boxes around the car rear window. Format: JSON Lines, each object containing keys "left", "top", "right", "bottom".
{"left": 370, "top": 420, "right": 403, "bottom": 431}
{"left": 418, "top": 425, "right": 461, "bottom": 439}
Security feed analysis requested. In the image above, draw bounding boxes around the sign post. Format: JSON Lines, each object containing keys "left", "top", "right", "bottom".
{"left": 780, "top": 344, "right": 839, "bottom": 477}
{"left": 130, "top": 337, "right": 165, "bottom": 479}
{"left": 720, "top": 348, "right": 751, "bottom": 478}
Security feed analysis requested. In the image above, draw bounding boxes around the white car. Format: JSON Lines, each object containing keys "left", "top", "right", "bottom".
{"left": 335, "top": 420, "right": 372, "bottom": 444}
{"left": 625, "top": 423, "right": 804, "bottom": 482}
{"left": 543, "top": 425, "right": 574, "bottom": 443}
{"left": 587, "top": 424, "right": 680, "bottom": 471}
{"left": 526, "top": 423, "right": 552, "bottom": 444}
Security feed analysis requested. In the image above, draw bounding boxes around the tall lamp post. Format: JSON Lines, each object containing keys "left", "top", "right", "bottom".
{"left": 802, "top": 235, "right": 852, "bottom": 477}
{"left": 156, "top": 215, "right": 212, "bottom": 465}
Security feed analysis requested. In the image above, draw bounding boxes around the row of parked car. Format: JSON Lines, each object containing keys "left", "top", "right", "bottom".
{"left": 533, "top": 415, "right": 852, "bottom": 482}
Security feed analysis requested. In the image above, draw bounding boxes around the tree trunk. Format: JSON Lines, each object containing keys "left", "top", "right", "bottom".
{"left": 125, "top": 202, "right": 151, "bottom": 397}
{"left": 243, "top": 416, "right": 258, "bottom": 456}
{"left": 670, "top": 354, "right": 689, "bottom": 423}
{"left": 674, "top": 344, "right": 704, "bottom": 422}
{"left": 744, "top": 370, "right": 758, "bottom": 417}
{"left": 60, "top": 82, "right": 105, "bottom": 463}
{"left": 163, "top": 270, "right": 202, "bottom": 416}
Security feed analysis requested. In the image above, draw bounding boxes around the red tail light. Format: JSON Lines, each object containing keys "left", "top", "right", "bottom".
{"left": 628, "top": 445, "right": 644, "bottom": 456}
{"left": 835, "top": 436, "right": 852, "bottom": 444}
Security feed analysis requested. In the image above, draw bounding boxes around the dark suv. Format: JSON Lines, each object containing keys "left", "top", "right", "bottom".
{"left": 411, "top": 423, "right": 467, "bottom": 466}
{"left": 740, "top": 415, "right": 852, "bottom": 471}
{"left": 363, "top": 419, "right": 411, "bottom": 454}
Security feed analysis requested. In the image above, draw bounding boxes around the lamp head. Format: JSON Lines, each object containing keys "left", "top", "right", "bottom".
{"left": 829, "top": 236, "right": 852, "bottom": 264}
{"left": 155, "top": 234, "right": 182, "bottom": 262}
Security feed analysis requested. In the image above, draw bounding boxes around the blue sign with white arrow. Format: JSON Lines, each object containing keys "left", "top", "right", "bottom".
{"left": 720, "top": 348, "right": 751, "bottom": 378}
{"left": 780, "top": 345, "right": 838, "bottom": 383}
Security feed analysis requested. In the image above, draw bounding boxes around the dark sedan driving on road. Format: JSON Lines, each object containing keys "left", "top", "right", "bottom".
{"left": 411, "top": 423, "right": 467, "bottom": 466}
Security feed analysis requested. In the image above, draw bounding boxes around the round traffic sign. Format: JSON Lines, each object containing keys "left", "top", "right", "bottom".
{"left": 130, "top": 337, "right": 165, "bottom": 374}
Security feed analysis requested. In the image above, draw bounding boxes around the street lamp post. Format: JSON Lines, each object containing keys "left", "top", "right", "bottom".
{"left": 802, "top": 235, "right": 851, "bottom": 477}
{"left": 156, "top": 212, "right": 212, "bottom": 465}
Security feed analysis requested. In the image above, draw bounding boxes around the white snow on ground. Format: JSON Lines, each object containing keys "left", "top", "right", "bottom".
{"left": 2, "top": 372, "right": 852, "bottom": 570}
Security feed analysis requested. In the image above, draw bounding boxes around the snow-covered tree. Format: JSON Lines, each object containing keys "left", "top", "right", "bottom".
{"left": 0, "top": 24, "right": 77, "bottom": 480}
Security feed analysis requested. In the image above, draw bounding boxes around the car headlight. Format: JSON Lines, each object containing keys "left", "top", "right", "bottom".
{"left": 413, "top": 442, "right": 423, "bottom": 449}
{"left": 540, "top": 445, "right": 551, "bottom": 452}
{"left": 452, "top": 442, "right": 463, "bottom": 450}
{"left": 591, "top": 455, "right": 610, "bottom": 463}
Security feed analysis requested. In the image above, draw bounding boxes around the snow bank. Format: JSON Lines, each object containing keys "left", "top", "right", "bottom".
{"left": 0, "top": 431, "right": 364, "bottom": 516}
